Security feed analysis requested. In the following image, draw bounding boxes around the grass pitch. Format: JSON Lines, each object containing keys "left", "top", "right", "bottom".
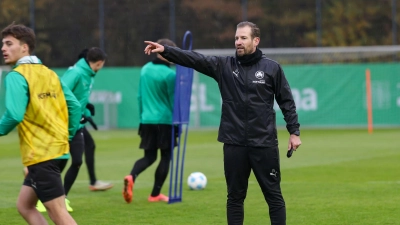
{"left": 0, "top": 128, "right": 399, "bottom": 225}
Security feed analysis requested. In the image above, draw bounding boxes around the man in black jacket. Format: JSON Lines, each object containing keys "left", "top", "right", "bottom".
{"left": 144, "top": 21, "right": 301, "bottom": 225}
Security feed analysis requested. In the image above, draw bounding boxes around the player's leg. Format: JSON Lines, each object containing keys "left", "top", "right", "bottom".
{"left": 22, "top": 166, "right": 48, "bottom": 213}
{"left": 53, "top": 158, "right": 71, "bottom": 213}
{"left": 42, "top": 159, "right": 76, "bottom": 225}
{"left": 123, "top": 124, "right": 158, "bottom": 203}
{"left": 63, "top": 129, "right": 84, "bottom": 212}
{"left": 19, "top": 160, "right": 77, "bottom": 225}
{"left": 123, "top": 148, "right": 157, "bottom": 203}
{"left": 131, "top": 148, "right": 158, "bottom": 180}
{"left": 131, "top": 124, "right": 159, "bottom": 178}
{"left": 63, "top": 129, "right": 85, "bottom": 196}
{"left": 44, "top": 195, "right": 76, "bottom": 225}
{"left": 82, "top": 127, "right": 113, "bottom": 191}
{"left": 223, "top": 144, "right": 251, "bottom": 225}
{"left": 16, "top": 185, "right": 48, "bottom": 225}
{"left": 148, "top": 124, "right": 173, "bottom": 202}
{"left": 24, "top": 158, "right": 69, "bottom": 213}
{"left": 83, "top": 126, "right": 97, "bottom": 185}
{"left": 58, "top": 158, "right": 69, "bottom": 173}
{"left": 250, "top": 146, "right": 286, "bottom": 225}
{"left": 148, "top": 147, "right": 171, "bottom": 202}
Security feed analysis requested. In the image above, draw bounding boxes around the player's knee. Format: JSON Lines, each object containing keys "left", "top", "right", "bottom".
{"left": 71, "top": 159, "right": 83, "bottom": 168}
{"left": 160, "top": 155, "right": 170, "bottom": 165}
{"left": 16, "top": 201, "right": 33, "bottom": 216}
{"left": 16, "top": 202, "right": 24, "bottom": 215}
{"left": 160, "top": 148, "right": 171, "bottom": 159}
{"left": 227, "top": 190, "right": 247, "bottom": 201}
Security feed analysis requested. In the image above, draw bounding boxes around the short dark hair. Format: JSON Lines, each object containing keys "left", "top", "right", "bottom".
{"left": 86, "top": 47, "right": 107, "bottom": 62}
{"left": 157, "top": 38, "right": 177, "bottom": 47}
{"left": 77, "top": 48, "right": 89, "bottom": 60}
{"left": 237, "top": 21, "right": 260, "bottom": 39}
{"left": 1, "top": 22, "right": 36, "bottom": 54}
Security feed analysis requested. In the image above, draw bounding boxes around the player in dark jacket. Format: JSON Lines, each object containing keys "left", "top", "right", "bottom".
{"left": 144, "top": 21, "right": 301, "bottom": 225}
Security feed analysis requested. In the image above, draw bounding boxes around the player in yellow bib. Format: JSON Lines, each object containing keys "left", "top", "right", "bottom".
{"left": 0, "top": 23, "right": 81, "bottom": 225}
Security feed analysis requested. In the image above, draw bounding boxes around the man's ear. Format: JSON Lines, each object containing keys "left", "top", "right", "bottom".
{"left": 253, "top": 37, "right": 260, "bottom": 48}
{"left": 21, "top": 43, "right": 29, "bottom": 54}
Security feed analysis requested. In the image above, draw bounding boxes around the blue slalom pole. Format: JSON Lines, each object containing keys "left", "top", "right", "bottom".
{"left": 168, "top": 31, "right": 194, "bottom": 204}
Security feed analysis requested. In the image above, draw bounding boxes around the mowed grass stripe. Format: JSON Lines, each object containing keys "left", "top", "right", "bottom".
{"left": 0, "top": 128, "right": 398, "bottom": 224}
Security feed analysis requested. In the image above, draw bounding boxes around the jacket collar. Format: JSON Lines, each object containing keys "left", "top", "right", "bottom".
{"left": 15, "top": 56, "right": 42, "bottom": 65}
{"left": 235, "top": 48, "right": 263, "bottom": 66}
{"left": 76, "top": 58, "right": 96, "bottom": 77}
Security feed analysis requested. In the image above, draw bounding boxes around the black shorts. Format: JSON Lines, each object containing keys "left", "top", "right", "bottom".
{"left": 139, "top": 124, "right": 177, "bottom": 150}
{"left": 23, "top": 159, "right": 64, "bottom": 203}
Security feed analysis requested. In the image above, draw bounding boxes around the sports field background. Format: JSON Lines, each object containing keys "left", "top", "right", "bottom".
{"left": 0, "top": 128, "right": 399, "bottom": 224}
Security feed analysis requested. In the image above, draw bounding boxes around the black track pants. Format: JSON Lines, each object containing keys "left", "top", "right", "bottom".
{"left": 223, "top": 144, "right": 286, "bottom": 225}
{"left": 82, "top": 127, "right": 97, "bottom": 185}
{"left": 64, "top": 129, "right": 85, "bottom": 196}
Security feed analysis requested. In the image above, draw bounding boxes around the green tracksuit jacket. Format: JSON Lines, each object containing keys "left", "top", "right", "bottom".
{"left": 61, "top": 58, "right": 96, "bottom": 129}
{"left": 138, "top": 59, "right": 176, "bottom": 124}
{"left": 0, "top": 56, "right": 81, "bottom": 141}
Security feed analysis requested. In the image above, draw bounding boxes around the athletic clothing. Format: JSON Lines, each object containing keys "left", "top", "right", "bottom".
{"left": 14, "top": 63, "right": 69, "bottom": 165}
{"left": 129, "top": 58, "right": 176, "bottom": 197}
{"left": 63, "top": 128, "right": 85, "bottom": 196}
{"left": 161, "top": 46, "right": 300, "bottom": 147}
{"left": 0, "top": 57, "right": 81, "bottom": 141}
{"left": 0, "top": 56, "right": 81, "bottom": 166}
{"left": 61, "top": 58, "right": 95, "bottom": 130}
{"left": 62, "top": 57, "right": 103, "bottom": 192}
{"left": 0, "top": 56, "right": 80, "bottom": 204}
{"left": 139, "top": 124, "right": 176, "bottom": 150}
{"left": 138, "top": 59, "right": 176, "bottom": 124}
{"left": 160, "top": 46, "right": 299, "bottom": 225}
{"left": 24, "top": 159, "right": 65, "bottom": 203}
{"left": 224, "top": 144, "right": 285, "bottom": 225}
{"left": 63, "top": 126, "right": 98, "bottom": 192}
{"left": 58, "top": 158, "right": 69, "bottom": 173}
{"left": 82, "top": 126, "right": 97, "bottom": 185}
{"left": 130, "top": 148, "right": 171, "bottom": 197}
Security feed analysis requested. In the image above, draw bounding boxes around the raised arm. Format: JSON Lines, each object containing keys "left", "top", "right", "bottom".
{"left": 144, "top": 41, "right": 221, "bottom": 80}
{"left": 144, "top": 41, "right": 165, "bottom": 55}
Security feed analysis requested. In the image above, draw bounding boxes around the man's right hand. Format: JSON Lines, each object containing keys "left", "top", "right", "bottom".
{"left": 288, "top": 134, "right": 302, "bottom": 151}
{"left": 144, "top": 41, "right": 165, "bottom": 55}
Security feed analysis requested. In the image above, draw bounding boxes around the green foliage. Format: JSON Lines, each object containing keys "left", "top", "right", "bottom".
{"left": 321, "top": 1, "right": 392, "bottom": 46}
{"left": 0, "top": 1, "right": 399, "bottom": 66}
{"left": 0, "top": 129, "right": 399, "bottom": 224}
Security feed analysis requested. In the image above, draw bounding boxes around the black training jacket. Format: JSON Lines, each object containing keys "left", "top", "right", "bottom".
{"left": 161, "top": 46, "right": 300, "bottom": 147}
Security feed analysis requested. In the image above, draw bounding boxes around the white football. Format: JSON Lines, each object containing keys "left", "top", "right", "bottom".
{"left": 187, "top": 172, "right": 207, "bottom": 190}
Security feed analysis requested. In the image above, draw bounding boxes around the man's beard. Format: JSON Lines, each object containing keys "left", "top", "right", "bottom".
{"left": 236, "top": 48, "right": 245, "bottom": 56}
{"left": 236, "top": 47, "right": 253, "bottom": 56}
